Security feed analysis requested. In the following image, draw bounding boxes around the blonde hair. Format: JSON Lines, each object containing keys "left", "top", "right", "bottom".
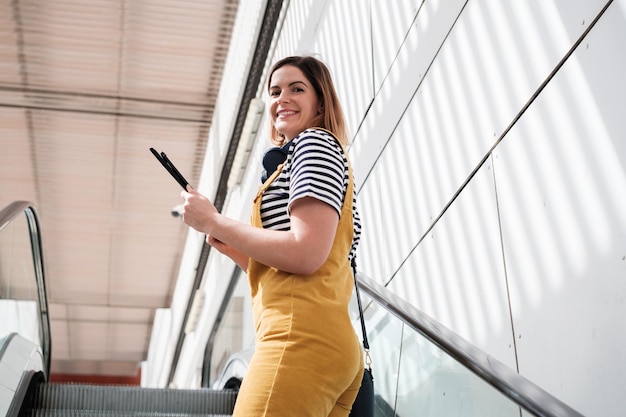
{"left": 267, "top": 56, "right": 349, "bottom": 146}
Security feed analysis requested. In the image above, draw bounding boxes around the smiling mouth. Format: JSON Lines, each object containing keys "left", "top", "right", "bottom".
{"left": 277, "top": 110, "right": 296, "bottom": 118}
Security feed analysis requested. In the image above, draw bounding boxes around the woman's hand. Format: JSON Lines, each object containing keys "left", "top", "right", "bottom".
{"left": 207, "top": 235, "right": 249, "bottom": 271}
{"left": 180, "top": 186, "right": 249, "bottom": 271}
{"left": 180, "top": 185, "right": 218, "bottom": 235}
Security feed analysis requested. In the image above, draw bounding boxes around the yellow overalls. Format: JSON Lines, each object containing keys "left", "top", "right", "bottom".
{"left": 232, "top": 142, "right": 364, "bottom": 417}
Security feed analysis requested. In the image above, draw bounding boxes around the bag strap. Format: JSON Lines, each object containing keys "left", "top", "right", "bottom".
{"left": 351, "top": 258, "right": 372, "bottom": 370}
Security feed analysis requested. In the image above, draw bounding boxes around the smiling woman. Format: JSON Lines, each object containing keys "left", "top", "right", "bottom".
{"left": 179, "top": 55, "right": 364, "bottom": 417}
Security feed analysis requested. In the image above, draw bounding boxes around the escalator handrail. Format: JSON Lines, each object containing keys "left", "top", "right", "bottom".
{"left": 356, "top": 271, "right": 584, "bottom": 417}
{"left": 0, "top": 201, "right": 52, "bottom": 378}
{"left": 0, "top": 201, "right": 32, "bottom": 230}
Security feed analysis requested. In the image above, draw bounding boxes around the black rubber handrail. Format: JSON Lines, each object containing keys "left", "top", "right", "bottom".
{"left": 0, "top": 201, "right": 51, "bottom": 378}
{"left": 356, "top": 272, "right": 584, "bottom": 417}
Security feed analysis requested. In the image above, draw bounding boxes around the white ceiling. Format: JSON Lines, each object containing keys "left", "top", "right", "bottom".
{"left": 0, "top": 0, "right": 239, "bottom": 377}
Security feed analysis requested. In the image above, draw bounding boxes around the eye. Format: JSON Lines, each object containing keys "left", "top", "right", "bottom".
{"left": 269, "top": 89, "right": 280, "bottom": 97}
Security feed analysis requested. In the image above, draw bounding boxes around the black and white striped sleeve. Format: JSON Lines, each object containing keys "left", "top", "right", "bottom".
{"left": 287, "top": 132, "right": 346, "bottom": 216}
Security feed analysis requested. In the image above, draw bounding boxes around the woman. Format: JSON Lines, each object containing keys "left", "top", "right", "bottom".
{"left": 180, "top": 55, "right": 363, "bottom": 416}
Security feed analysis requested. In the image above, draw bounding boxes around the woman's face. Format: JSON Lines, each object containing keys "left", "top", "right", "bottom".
{"left": 269, "top": 65, "right": 321, "bottom": 141}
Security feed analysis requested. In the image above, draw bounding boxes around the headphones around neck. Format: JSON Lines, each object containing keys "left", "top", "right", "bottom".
{"left": 261, "top": 140, "right": 294, "bottom": 183}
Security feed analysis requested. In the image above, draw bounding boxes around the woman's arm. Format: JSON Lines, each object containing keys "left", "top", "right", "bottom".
{"left": 181, "top": 186, "right": 338, "bottom": 275}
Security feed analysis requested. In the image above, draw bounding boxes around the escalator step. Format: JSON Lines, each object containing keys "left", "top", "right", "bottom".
{"left": 21, "top": 383, "right": 236, "bottom": 416}
{"left": 24, "top": 412, "right": 232, "bottom": 417}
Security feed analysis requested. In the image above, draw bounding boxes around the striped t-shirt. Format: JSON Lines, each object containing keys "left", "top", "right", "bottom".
{"left": 260, "top": 128, "right": 361, "bottom": 261}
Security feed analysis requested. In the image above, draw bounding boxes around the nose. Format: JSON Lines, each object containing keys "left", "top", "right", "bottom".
{"left": 276, "top": 91, "right": 290, "bottom": 104}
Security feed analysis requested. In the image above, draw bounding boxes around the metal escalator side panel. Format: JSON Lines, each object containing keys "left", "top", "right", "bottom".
{"left": 0, "top": 333, "right": 45, "bottom": 417}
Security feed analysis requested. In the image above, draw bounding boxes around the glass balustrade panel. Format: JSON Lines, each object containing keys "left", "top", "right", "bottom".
{"left": 358, "top": 292, "right": 522, "bottom": 416}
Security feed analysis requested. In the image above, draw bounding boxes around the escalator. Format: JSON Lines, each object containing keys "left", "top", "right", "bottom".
{"left": 18, "top": 379, "right": 236, "bottom": 417}
{"left": 351, "top": 274, "right": 585, "bottom": 417}
{"left": 1, "top": 333, "right": 236, "bottom": 417}
{"left": 2, "top": 200, "right": 584, "bottom": 416}
{"left": 0, "top": 202, "right": 234, "bottom": 417}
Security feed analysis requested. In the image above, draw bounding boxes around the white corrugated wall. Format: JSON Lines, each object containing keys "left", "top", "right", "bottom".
{"left": 155, "top": 1, "right": 626, "bottom": 415}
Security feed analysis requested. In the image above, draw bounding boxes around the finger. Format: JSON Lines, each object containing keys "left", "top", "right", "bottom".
{"left": 180, "top": 184, "right": 195, "bottom": 198}
{"left": 207, "top": 235, "right": 222, "bottom": 246}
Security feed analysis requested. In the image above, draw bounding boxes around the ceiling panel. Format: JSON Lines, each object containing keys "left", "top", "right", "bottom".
{"left": 1, "top": 0, "right": 240, "bottom": 377}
